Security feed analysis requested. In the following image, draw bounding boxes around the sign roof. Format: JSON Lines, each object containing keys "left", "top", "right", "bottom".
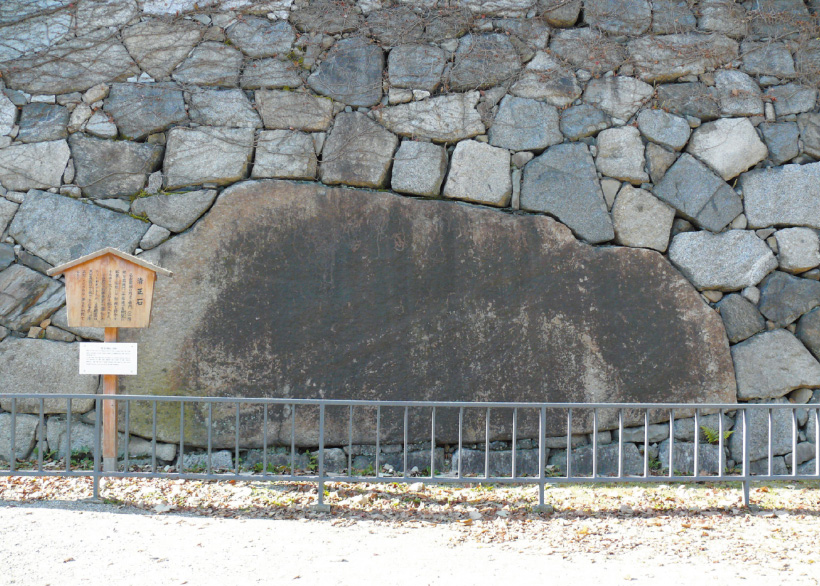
{"left": 46, "top": 247, "right": 173, "bottom": 278}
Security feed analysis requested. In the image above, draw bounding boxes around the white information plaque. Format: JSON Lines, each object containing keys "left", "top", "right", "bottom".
{"left": 79, "top": 343, "right": 138, "bottom": 375}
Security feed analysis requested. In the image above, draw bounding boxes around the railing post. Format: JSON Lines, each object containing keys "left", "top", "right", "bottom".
{"left": 742, "top": 408, "right": 750, "bottom": 507}
{"left": 312, "top": 403, "right": 331, "bottom": 512}
{"left": 93, "top": 396, "right": 101, "bottom": 500}
{"left": 534, "top": 406, "right": 548, "bottom": 512}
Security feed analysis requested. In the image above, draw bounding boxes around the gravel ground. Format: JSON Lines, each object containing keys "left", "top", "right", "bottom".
{"left": 1, "top": 477, "right": 819, "bottom": 585}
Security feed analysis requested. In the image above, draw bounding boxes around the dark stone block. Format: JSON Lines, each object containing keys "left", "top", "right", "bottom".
{"left": 717, "top": 293, "right": 766, "bottom": 343}
{"left": 17, "top": 103, "right": 68, "bottom": 143}
{"left": 307, "top": 37, "right": 383, "bottom": 107}
{"left": 656, "top": 83, "right": 720, "bottom": 121}
{"left": 104, "top": 83, "right": 187, "bottom": 140}
{"left": 758, "top": 271, "right": 820, "bottom": 327}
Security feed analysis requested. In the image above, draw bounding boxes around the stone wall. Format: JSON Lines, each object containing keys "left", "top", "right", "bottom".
{"left": 1, "top": 0, "right": 820, "bottom": 467}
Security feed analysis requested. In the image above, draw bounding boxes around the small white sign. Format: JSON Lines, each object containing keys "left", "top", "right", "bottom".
{"left": 79, "top": 343, "right": 138, "bottom": 376}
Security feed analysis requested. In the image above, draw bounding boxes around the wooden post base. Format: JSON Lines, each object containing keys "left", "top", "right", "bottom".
{"left": 103, "top": 327, "right": 118, "bottom": 471}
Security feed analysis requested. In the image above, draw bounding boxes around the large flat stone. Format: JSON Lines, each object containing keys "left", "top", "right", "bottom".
{"left": 255, "top": 90, "right": 334, "bottom": 132}
{"left": 390, "top": 140, "right": 448, "bottom": 197}
{"left": 658, "top": 441, "right": 723, "bottom": 475}
{"left": 611, "top": 186, "right": 675, "bottom": 253}
{"left": 319, "top": 113, "right": 398, "bottom": 189}
{"left": 0, "top": 30, "right": 138, "bottom": 94}
{"left": 716, "top": 293, "right": 765, "bottom": 343}
{"left": 0, "top": 413, "right": 40, "bottom": 462}
{"left": 252, "top": 130, "right": 317, "bottom": 181}
{"left": 307, "top": 37, "right": 383, "bottom": 107}
{"left": 240, "top": 58, "right": 302, "bottom": 90}
{"left": 225, "top": 17, "right": 294, "bottom": 59}
{"left": 131, "top": 189, "right": 217, "bottom": 233}
{"left": 442, "top": 140, "right": 511, "bottom": 207}
{"left": 103, "top": 83, "right": 187, "bottom": 140}
{"left": 520, "top": 143, "right": 614, "bottom": 244}
{"left": 731, "top": 329, "right": 820, "bottom": 400}
{"left": 188, "top": 89, "right": 261, "bottom": 129}
{"left": 0, "top": 338, "right": 97, "bottom": 414}
{"left": 387, "top": 44, "right": 445, "bottom": 92}
{"left": 595, "top": 126, "right": 648, "bottom": 185}
{"left": 583, "top": 77, "right": 653, "bottom": 122}
{"left": 488, "top": 96, "right": 561, "bottom": 152}
{"left": 637, "top": 109, "right": 690, "bottom": 151}
{"left": 741, "top": 163, "right": 820, "bottom": 230}
{"left": 172, "top": 41, "right": 242, "bottom": 87}
{"left": 69, "top": 134, "right": 164, "bottom": 199}
{"left": 0, "top": 264, "right": 64, "bottom": 331}
{"left": 509, "top": 51, "right": 581, "bottom": 108}
{"left": 797, "top": 308, "right": 820, "bottom": 360}
{"left": 122, "top": 18, "right": 203, "bottom": 80}
{"left": 628, "top": 34, "right": 738, "bottom": 83}
{"left": 687, "top": 118, "right": 767, "bottom": 181}
{"left": 17, "top": 104, "right": 68, "bottom": 144}
{"left": 758, "top": 271, "right": 820, "bottom": 327}
{"left": 584, "top": 0, "right": 651, "bottom": 35}
{"left": 668, "top": 230, "right": 777, "bottom": 291}
{"left": 741, "top": 41, "right": 795, "bottom": 77}
{"left": 120, "top": 180, "right": 736, "bottom": 447}
{"left": 8, "top": 190, "right": 148, "bottom": 266}
{"left": 656, "top": 82, "right": 720, "bottom": 121}
{"left": 447, "top": 33, "right": 521, "bottom": 92}
{"left": 163, "top": 127, "right": 254, "bottom": 190}
{"left": 652, "top": 154, "right": 742, "bottom": 232}
{"left": 0, "top": 140, "right": 70, "bottom": 191}
{"left": 549, "top": 28, "right": 626, "bottom": 74}
{"left": 729, "top": 399, "right": 798, "bottom": 463}
{"left": 374, "top": 93, "right": 485, "bottom": 143}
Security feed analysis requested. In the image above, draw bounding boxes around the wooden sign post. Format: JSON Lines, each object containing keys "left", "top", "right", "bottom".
{"left": 48, "top": 248, "right": 172, "bottom": 472}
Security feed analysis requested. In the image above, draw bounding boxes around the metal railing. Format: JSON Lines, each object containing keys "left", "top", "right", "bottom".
{"left": 1, "top": 394, "right": 818, "bottom": 509}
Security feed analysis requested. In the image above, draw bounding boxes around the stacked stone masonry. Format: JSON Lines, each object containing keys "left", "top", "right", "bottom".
{"left": 1, "top": 0, "right": 820, "bottom": 474}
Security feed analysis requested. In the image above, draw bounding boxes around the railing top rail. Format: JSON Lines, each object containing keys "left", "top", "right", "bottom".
{"left": 0, "top": 393, "right": 812, "bottom": 410}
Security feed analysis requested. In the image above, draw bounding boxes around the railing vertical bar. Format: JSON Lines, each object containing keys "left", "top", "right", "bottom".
{"left": 151, "top": 401, "right": 158, "bottom": 473}
{"left": 37, "top": 399, "right": 44, "bottom": 472}
{"left": 791, "top": 408, "right": 798, "bottom": 477}
{"left": 484, "top": 408, "right": 490, "bottom": 480}
{"left": 643, "top": 409, "right": 648, "bottom": 478}
{"left": 815, "top": 408, "right": 819, "bottom": 476}
{"left": 66, "top": 398, "right": 72, "bottom": 473}
{"left": 179, "top": 402, "right": 185, "bottom": 473}
{"left": 262, "top": 404, "right": 268, "bottom": 478}
{"left": 207, "top": 402, "right": 213, "bottom": 475}
{"left": 124, "top": 400, "right": 130, "bottom": 472}
{"left": 317, "top": 404, "right": 326, "bottom": 506}
{"left": 403, "top": 406, "right": 409, "bottom": 479}
{"left": 767, "top": 408, "right": 773, "bottom": 477}
{"left": 348, "top": 405, "right": 353, "bottom": 476}
{"left": 592, "top": 409, "right": 598, "bottom": 479}
{"left": 567, "top": 409, "right": 573, "bottom": 479}
{"left": 718, "top": 408, "right": 725, "bottom": 478}
{"left": 617, "top": 409, "right": 623, "bottom": 479}
{"left": 538, "top": 406, "right": 546, "bottom": 506}
{"left": 511, "top": 408, "right": 518, "bottom": 479}
{"left": 290, "top": 404, "right": 296, "bottom": 477}
{"left": 9, "top": 399, "right": 16, "bottom": 473}
{"left": 457, "top": 407, "right": 463, "bottom": 479}
{"left": 235, "top": 402, "right": 240, "bottom": 476}
{"left": 742, "top": 408, "right": 750, "bottom": 506}
{"left": 693, "top": 409, "right": 699, "bottom": 478}
{"left": 430, "top": 407, "right": 436, "bottom": 479}
{"left": 668, "top": 409, "right": 674, "bottom": 478}
{"left": 375, "top": 406, "right": 380, "bottom": 477}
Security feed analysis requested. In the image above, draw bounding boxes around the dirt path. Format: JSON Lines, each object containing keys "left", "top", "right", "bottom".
{"left": 1, "top": 477, "right": 818, "bottom": 585}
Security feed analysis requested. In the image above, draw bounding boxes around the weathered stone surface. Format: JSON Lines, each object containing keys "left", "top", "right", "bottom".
{"left": 595, "top": 127, "right": 648, "bottom": 185}
{"left": 122, "top": 18, "right": 203, "bottom": 80}
{"left": 255, "top": 90, "right": 333, "bottom": 132}
{"left": 549, "top": 443, "right": 644, "bottom": 476}
{"left": 0, "top": 198, "right": 18, "bottom": 236}
{"left": 0, "top": 339, "right": 97, "bottom": 414}
{"left": 549, "top": 28, "right": 626, "bottom": 74}
{"left": 488, "top": 96, "right": 561, "bottom": 152}
{"left": 652, "top": 0, "right": 696, "bottom": 33}
{"left": 612, "top": 186, "right": 675, "bottom": 252}
{"left": 659, "top": 441, "right": 723, "bottom": 475}
{"left": 240, "top": 58, "right": 302, "bottom": 90}
{"left": 320, "top": 113, "right": 397, "bottom": 189}
{"left": 584, "top": 0, "right": 650, "bottom": 35}
{"left": 443, "top": 140, "right": 511, "bottom": 207}
{"left": 652, "top": 154, "right": 742, "bottom": 232}
{"left": 668, "top": 230, "right": 778, "bottom": 291}
{"left": 252, "top": 130, "right": 317, "bottom": 181}
{"left": 307, "top": 37, "right": 383, "bottom": 107}
{"left": 740, "top": 41, "right": 794, "bottom": 78}
{"left": 797, "top": 309, "right": 820, "bottom": 360}
{"left": 75, "top": 0, "right": 138, "bottom": 31}
{"left": 717, "top": 293, "right": 766, "bottom": 343}
{"left": 179, "top": 450, "right": 233, "bottom": 471}
{"left": 687, "top": 118, "right": 767, "bottom": 181}
{"left": 0, "top": 413, "right": 39, "bottom": 462}
{"left": 775, "top": 228, "right": 820, "bottom": 273}
{"left": 0, "top": 264, "right": 64, "bottom": 331}
{"left": 614, "top": 423, "right": 670, "bottom": 443}
{"left": 583, "top": 77, "right": 653, "bottom": 122}
{"left": 672, "top": 413, "right": 735, "bottom": 442}
{"left": 387, "top": 45, "right": 445, "bottom": 92}
{"left": 120, "top": 180, "right": 736, "bottom": 446}
{"left": 542, "top": 0, "right": 582, "bottom": 26}
{"left": 798, "top": 113, "right": 820, "bottom": 159}
{"left": 17, "top": 104, "right": 68, "bottom": 143}
{"left": 656, "top": 82, "right": 720, "bottom": 121}
{"left": 509, "top": 51, "right": 581, "bottom": 107}
{"left": 451, "top": 448, "right": 541, "bottom": 477}
{"left": 0, "top": 140, "right": 70, "bottom": 191}
{"left": 131, "top": 190, "right": 217, "bottom": 233}
{"left": 699, "top": 0, "right": 748, "bottom": 38}
{"left": 391, "top": 141, "right": 448, "bottom": 197}
{"left": 559, "top": 105, "right": 610, "bottom": 140}
{"left": 84, "top": 111, "right": 117, "bottom": 139}
{"left": 140, "top": 224, "right": 171, "bottom": 250}
{"left": 365, "top": 7, "right": 425, "bottom": 46}
{"left": 0, "top": 93, "right": 15, "bottom": 136}
{"left": 226, "top": 17, "right": 294, "bottom": 58}
{"left": 765, "top": 84, "right": 817, "bottom": 120}
{"left": 290, "top": 0, "right": 362, "bottom": 34}
{"left": 448, "top": 34, "right": 521, "bottom": 92}
{"left": 732, "top": 330, "right": 820, "bottom": 400}
{"left": 0, "top": 9, "right": 72, "bottom": 63}
{"left": 374, "top": 93, "right": 485, "bottom": 143}
{"left": 628, "top": 34, "right": 738, "bottom": 83}
{"left": 69, "top": 134, "right": 163, "bottom": 199}
{"left": 104, "top": 83, "right": 187, "bottom": 140}
{"left": 8, "top": 190, "right": 148, "bottom": 266}
{"left": 188, "top": 89, "right": 261, "bottom": 128}
{"left": 172, "top": 41, "right": 242, "bottom": 87}
{"left": 459, "top": 0, "right": 536, "bottom": 17}
{"left": 163, "top": 127, "right": 254, "bottom": 190}
{"left": 637, "top": 109, "right": 690, "bottom": 151}
{"left": 759, "top": 122, "right": 799, "bottom": 166}
{"left": 521, "top": 143, "right": 613, "bottom": 244}
{"left": 747, "top": 0, "right": 809, "bottom": 39}
{"left": 730, "top": 399, "right": 802, "bottom": 463}
{"left": 715, "top": 70, "right": 763, "bottom": 116}
{"left": 758, "top": 271, "right": 820, "bottom": 327}
{"left": 46, "top": 415, "right": 177, "bottom": 460}
{"left": 741, "top": 163, "right": 820, "bottom": 230}
{"left": 0, "top": 31, "right": 139, "bottom": 94}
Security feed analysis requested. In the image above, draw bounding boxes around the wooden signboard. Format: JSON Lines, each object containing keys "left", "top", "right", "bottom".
{"left": 48, "top": 248, "right": 171, "bottom": 328}
{"left": 48, "top": 248, "right": 172, "bottom": 473}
